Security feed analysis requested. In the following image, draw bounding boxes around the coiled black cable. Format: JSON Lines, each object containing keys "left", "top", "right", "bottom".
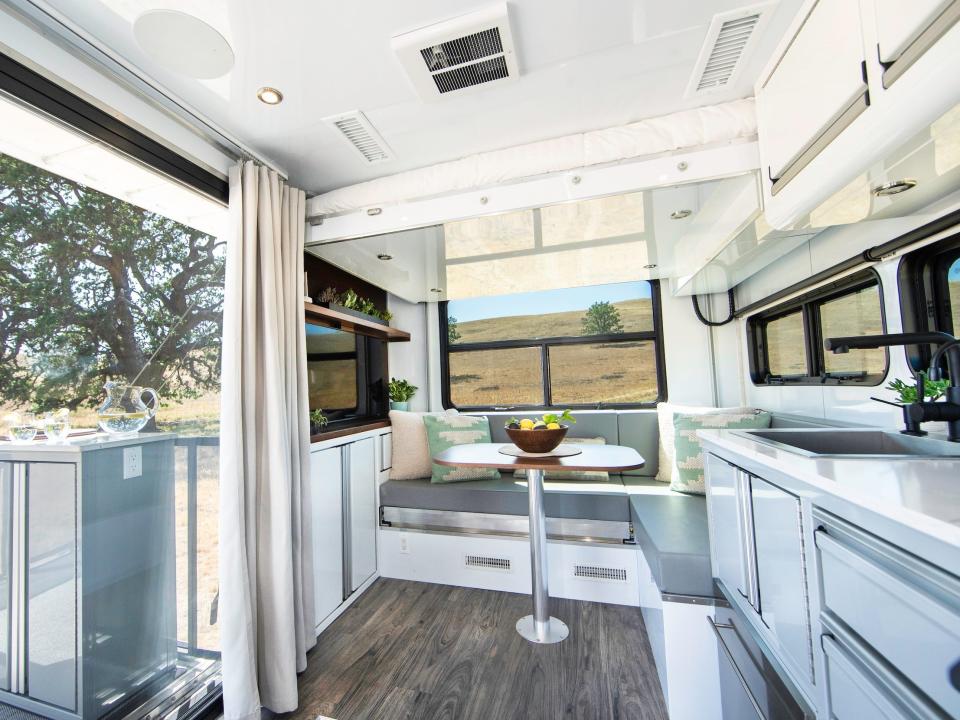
{"left": 692, "top": 289, "right": 735, "bottom": 327}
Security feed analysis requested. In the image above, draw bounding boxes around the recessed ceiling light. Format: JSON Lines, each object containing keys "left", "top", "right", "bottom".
{"left": 134, "top": 10, "right": 234, "bottom": 79}
{"left": 644, "top": 264, "right": 658, "bottom": 269}
{"left": 670, "top": 209, "right": 693, "bottom": 220}
{"left": 430, "top": 288, "right": 444, "bottom": 294}
{"left": 872, "top": 179, "right": 917, "bottom": 196}
{"left": 377, "top": 253, "right": 393, "bottom": 261}
{"left": 257, "top": 87, "right": 284, "bottom": 105}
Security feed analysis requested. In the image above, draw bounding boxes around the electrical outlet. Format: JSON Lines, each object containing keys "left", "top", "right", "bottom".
{"left": 123, "top": 446, "right": 142, "bottom": 479}
{"left": 399, "top": 532, "right": 409, "bottom": 554}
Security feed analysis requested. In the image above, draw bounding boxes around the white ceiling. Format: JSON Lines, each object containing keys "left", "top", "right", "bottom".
{"left": 42, "top": 0, "right": 803, "bottom": 195}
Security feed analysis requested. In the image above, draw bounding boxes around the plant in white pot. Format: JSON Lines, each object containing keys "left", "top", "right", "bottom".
{"left": 389, "top": 377, "right": 417, "bottom": 411}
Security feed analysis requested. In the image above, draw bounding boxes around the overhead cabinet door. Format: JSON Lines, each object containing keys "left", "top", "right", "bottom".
{"left": 874, "top": 0, "right": 954, "bottom": 64}
{"left": 758, "top": 0, "right": 868, "bottom": 184}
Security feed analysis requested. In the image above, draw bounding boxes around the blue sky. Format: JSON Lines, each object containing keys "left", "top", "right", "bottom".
{"left": 950, "top": 258, "right": 960, "bottom": 280}
{"left": 448, "top": 281, "right": 651, "bottom": 322}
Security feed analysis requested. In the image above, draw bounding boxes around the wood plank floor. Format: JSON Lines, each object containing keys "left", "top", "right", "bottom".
{"left": 281, "top": 578, "right": 668, "bottom": 720}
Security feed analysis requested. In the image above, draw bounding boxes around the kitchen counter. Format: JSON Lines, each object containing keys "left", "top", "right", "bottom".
{"left": 699, "top": 429, "right": 960, "bottom": 577}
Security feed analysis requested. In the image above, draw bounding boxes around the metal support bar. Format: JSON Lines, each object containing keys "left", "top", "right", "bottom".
{"left": 186, "top": 442, "right": 198, "bottom": 651}
{"left": 515, "top": 469, "right": 568, "bottom": 644}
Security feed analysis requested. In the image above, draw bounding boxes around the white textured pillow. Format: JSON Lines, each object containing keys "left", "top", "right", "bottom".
{"left": 656, "top": 403, "right": 752, "bottom": 483}
{"left": 388, "top": 409, "right": 458, "bottom": 480}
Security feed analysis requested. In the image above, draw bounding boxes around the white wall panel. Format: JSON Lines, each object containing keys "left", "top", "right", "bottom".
{"left": 387, "top": 294, "right": 430, "bottom": 413}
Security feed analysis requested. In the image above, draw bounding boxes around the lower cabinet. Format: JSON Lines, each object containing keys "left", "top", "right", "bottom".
{"left": 311, "top": 447, "right": 343, "bottom": 625}
{"left": 310, "top": 431, "right": 382, "bottom": 633}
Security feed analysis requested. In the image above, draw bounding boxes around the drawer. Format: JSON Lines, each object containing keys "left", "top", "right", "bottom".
{"left": 822, "top": 635, "right": 912, "bottom": 719}
{"left": 815, "top": 518, "right": 960, "bottom": 716}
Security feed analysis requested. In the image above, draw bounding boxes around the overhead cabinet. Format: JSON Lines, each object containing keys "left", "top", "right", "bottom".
{"left": 758, "top": 0, "right": 867, "bottom": 186}
{"left": 756, "top": 0, "right": 960, "bottom": 229}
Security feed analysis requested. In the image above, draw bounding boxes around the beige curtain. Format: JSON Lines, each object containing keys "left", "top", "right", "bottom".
{"left": 219, "top": 161, "right": 315, "bottom": 719}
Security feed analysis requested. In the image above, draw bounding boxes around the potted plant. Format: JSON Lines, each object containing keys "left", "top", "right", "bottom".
{"left": 309, "top": 408, "right": 329, "bottom": 435}
{"left": 388, "top": 377, "right": 417, "bottom": 411}
{"left": 886, "top": 373, "right": 950, "bottom": 403}
{"left": 316, "top": 287, "right": 393, "bottom": 326}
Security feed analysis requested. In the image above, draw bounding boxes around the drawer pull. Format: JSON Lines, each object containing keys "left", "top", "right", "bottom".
{"left": 707, "top": 617, "right": 766, "bottom": 720}
{"left": 951, "top": 658, "right": 960, "bottom": 693}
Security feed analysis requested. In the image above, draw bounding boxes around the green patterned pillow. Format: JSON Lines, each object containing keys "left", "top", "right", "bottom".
{"left": 422, "top": 414, "right": 501, "bottom": 484}
{"left": 672, "top": 411, "right": 772, "bottom": 494}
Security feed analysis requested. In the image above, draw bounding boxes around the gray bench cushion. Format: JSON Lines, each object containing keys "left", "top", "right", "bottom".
{"left": 624, "top": 478, "right": 717, "bottom": 598}
{"left": 379, "top": 477, "right": 631, "bottom": 522}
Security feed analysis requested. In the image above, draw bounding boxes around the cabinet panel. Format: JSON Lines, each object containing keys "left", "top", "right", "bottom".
{"left": 26, "top": 462, "right": 77, "bottom": 711}
{"left": 822, "top": 636, "right": 908, "bottom": 719}
{"left": 311, "top": 447, "right": 343, "bottom": 626}
{"left": 758, "top": 0, "right": 866, "bottom": 179}
{"left": 751, "top": 478, "right": 813, "bottom": 685}
{"left": 348, "top": 438, "right": 377, "bottom": 592}
{"left": 704, "top": 454, "right": 745, "bottom": 596}
{"left": 874, "top": 0, "right": 952, "bottom": 63}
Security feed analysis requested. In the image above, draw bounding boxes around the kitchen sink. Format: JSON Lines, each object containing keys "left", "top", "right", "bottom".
{"left": 733, "top": 429, "right": 960, "bottom": 458}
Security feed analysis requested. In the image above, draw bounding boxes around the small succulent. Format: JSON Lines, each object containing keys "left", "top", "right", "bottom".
{"left": 317, "top": 286, "right": 339, "bottom": 304}
{"left": 309, "top": 408, "right": 329, "bottom": 430}
{"left": 389, "top": 377, "right": 418, "bottom": 402}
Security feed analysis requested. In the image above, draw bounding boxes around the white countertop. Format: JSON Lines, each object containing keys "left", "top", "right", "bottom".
{"left": 0, "top": 431, "right": 176, "bottom": 458}
{"left": 699, "top": 429, "right": 960, "bottom": 572}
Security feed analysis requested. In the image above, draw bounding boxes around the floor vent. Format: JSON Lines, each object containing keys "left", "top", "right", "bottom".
{"left": 574, "top": 565, "right": 628, "bottom": 583}
{"left": 322, "top": 110, "right": 392, "bottom": 165}
{"left": 686, "top": 3, "right": 772, "bottom": 97}
{"left": 393, "top": 3, "right": 519, "bottom": 100}
{"left": 465, "top": 554, "right": 512, "bottom": 572}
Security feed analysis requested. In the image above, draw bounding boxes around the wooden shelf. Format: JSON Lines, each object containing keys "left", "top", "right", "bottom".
{"left": 310, "top": 419, "right": 391, "bottom": 444}
{"left": 304, "top": 302, "right": 411, "bottom": 342}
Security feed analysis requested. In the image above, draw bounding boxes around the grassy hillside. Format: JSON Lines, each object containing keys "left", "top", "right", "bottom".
{"left": 453, "top": 298, "right": 653, "bottom": 343}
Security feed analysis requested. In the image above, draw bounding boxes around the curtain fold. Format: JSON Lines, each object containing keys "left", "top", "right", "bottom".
{"left": 219, "top": 161, "right": 316, "bottom": 720}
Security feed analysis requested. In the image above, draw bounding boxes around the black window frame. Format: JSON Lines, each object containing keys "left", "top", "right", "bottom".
{"left": 0, "top": 51, "right": 228, "bottom": 203}
{"left": 898, "top": 232, "right": 960, "bottom": 374}
{"left": 439, "top": 280, "right": 667, "bottom": 411}
{"left": 748, "top": 269, "right": 888, "bottom": 386}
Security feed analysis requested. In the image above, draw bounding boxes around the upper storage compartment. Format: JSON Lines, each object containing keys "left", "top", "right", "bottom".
{"left": 756, "top": 0, "right": 960, "bottom": 229}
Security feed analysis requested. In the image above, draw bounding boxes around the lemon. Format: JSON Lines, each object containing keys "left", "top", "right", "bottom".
{"left": 547, "top": 422, "right": 561, "bottom": 430}
{"left": 519, "top": 419, "right": 535, "bottom": 430}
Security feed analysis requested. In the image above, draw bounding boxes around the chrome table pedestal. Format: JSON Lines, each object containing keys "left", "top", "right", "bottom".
{"left": 515, "top": 468, "right": 569, "bottom": 644}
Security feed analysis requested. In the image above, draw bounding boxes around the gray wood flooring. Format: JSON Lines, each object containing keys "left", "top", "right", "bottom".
{"left": 281, "top": 578, "right": 668, "bottom": 720}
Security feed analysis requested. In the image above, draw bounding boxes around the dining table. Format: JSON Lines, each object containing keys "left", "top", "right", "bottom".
{"left": 432, "top": 441, "right": 645, "bottom": 644}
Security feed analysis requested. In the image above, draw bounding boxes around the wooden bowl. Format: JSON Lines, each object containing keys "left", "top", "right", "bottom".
{"left": 505, "top": 426, "right": 569, "bottom": 454}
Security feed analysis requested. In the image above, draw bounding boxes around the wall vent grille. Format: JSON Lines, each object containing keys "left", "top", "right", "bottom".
{"left": 465, "top": 554, "right": 512, "bottom": 572}
{"left": 574, "top": 565, "right": 628, "bottom": 583}
{"left": 323, "top": 110, "right": 392, "bottom": 164}
{"left": 686, "top": 3, "right": 772, "bottom": 96}
{"left": 393, "top": 3, "right": 519, "bottom": 100}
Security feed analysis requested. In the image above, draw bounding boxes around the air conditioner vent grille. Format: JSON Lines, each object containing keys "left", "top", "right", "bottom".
{"left": 466, "top": 554, "right": 511, "bottom": 572}
{"left": 695, "top": 12, "right": 761, "bottom": 91}
{"left": 323, "top": 110, "right": 392, "bottom": 165}
{"left": 420, "top": 27, "right": 504, "bottom": 71}
{"left": 574, "top": 565, "right": 628, "bottom": 583}
{"left": 432, "top": 56, "right": 509, "bottom": 94}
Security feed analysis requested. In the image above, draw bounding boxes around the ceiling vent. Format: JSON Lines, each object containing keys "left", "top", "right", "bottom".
{"left": 392, "top": 3, "right": 519, "bottom": 101}
{"left": 686, "top": 3, "right": 773, "bottom": 97}
{"left": 323, "top": 110, "right": 392, "bottom": 164}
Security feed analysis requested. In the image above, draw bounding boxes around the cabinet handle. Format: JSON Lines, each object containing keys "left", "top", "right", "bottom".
{"left": 950, "top": 658, "right": 960, "bottom": 693}
{"left": 707, "top": 617, "right": 766, "bottom": 720}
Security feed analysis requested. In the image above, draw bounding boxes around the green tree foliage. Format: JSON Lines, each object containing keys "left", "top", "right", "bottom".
{"left": 447, "top": 315, "right": 462, "bottom": 343}
{"left": 0, "top": 153, "right": 224, "bottom": 411}
{"left": 581, "top": 301, "right": 624, "bottom": 335}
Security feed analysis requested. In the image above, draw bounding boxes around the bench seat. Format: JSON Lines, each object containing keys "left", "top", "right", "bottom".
{"left": 379, "top": 476, "right": 631, "bottom": 522}
{"left": 624, "top": 477, "right": 717, "bottom": 598}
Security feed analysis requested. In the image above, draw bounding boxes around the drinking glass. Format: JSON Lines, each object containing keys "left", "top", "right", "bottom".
{"left": 43, "top": 409, "right": 71, "bottom": 443}
{"left": 5, "top": 412, "right": 38, "bottom": 443}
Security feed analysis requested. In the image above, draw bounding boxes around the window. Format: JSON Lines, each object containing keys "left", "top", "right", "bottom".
{"left": 748, "top": 270, "right": 887, "bottom": 385}
{"left": 899, "top": 232, "right": 960, "bottom": 374}
{"left": 441, "top": 281, "right": 664, "bottom": 409}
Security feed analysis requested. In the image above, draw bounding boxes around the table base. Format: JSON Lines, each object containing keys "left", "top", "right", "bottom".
{"left": 516, "top": 615, "right": 569, "bottom": 644}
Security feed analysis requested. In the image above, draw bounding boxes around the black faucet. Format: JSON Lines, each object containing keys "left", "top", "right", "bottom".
{"left": 824, "top": 332, "right": 960, "bottom": 441}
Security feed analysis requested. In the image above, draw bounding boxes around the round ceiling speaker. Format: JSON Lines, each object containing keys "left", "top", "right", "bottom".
{"left": 133, "top": 10, "right": 234, "bottom": 79}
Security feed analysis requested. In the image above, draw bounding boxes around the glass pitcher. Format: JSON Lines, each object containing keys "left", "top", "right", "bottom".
{"left": 97, "top": 382, "right": 159, "bottom": 436}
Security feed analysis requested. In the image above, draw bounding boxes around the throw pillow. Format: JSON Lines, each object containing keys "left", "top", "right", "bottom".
{"left": 513, "top": 436, "right": 609, "bottom": 482}
{"left": 656, "top": 403, "right": 752, "bottom": 483}
{"left": 671, "top": 411, "right": 772, "bottom": 494}
{"left": 422, "top": 414, "right": 500, "bottom": 484}
{"left": 388, "top": 409, "right": 458, "bottom": 480}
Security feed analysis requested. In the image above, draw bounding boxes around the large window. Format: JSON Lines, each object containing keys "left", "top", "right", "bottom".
{"left": 441, "top": 281, "right": 664, "bottom": 409}
{"left": 0, "top": 67, "right": 225, "bottom": 718}
{"left": 748, "top": 270, "right": 887, "bottom": 385}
